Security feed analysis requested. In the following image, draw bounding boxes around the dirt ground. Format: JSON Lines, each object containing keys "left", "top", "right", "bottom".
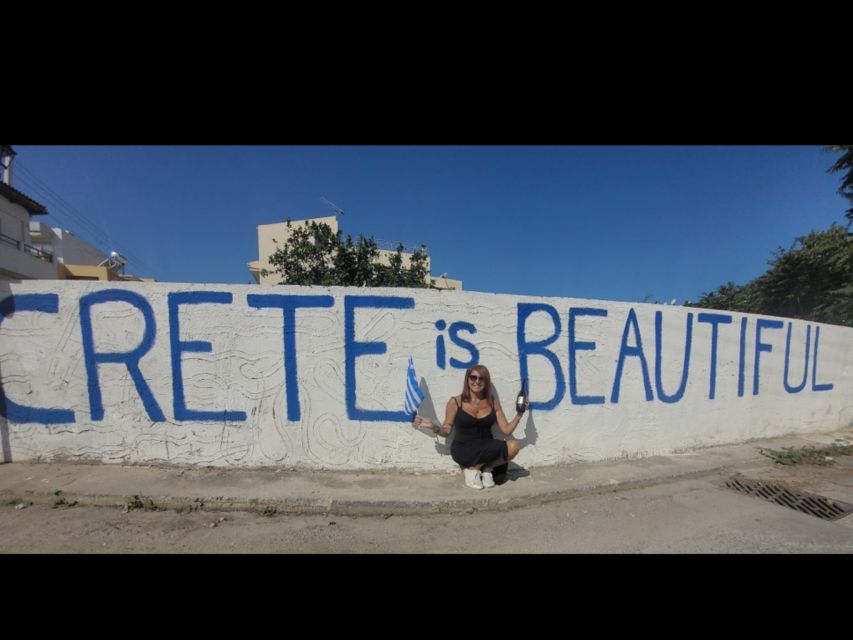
{"left": 3, "top": 459, "right": 852, "bottom": 553}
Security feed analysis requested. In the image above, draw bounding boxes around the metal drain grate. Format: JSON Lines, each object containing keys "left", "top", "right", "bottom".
{"left": 725, "top": 477, "right": 853, "bottom": 521}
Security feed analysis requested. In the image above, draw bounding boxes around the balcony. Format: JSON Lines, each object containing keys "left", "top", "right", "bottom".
{"left": 0, "top": 231, "right": 57, "bottom": 279}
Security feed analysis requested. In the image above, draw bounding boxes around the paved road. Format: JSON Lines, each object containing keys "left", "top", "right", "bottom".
{"left": 2, "top": 470, "right": 851, "bottom": 553}
{"left": 2, "top": 431, "right": 852, "bottom": 553}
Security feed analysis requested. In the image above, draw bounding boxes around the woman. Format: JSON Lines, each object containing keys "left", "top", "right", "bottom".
{"left": 414, "top": 364, "right": 528, "bottom": 489}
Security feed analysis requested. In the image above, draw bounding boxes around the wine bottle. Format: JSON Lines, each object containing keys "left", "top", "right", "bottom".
{"left": 515, "top": 378, "right": 527, "bottom": 413}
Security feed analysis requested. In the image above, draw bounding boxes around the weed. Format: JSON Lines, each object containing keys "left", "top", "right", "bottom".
{"left": 261, "top": 505, "right": 277, "bottom": 517}
{"left": 760, "top": 442, "right": 853, "bottom": 466}
{"left": 176, "top": 499, "right": 203, "bottom": 514}
{"left": 125, "top": 495, "right": 158, "bottom": 512}
{"left": 52, "top": 490, "right": 67, "bottom": 508}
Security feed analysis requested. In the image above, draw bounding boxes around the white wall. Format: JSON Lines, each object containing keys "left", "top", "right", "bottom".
{"left": 1, "top": 281, "right": 851, "bottom": 470}
{"left": 52, "top": 228, "right": 108, "bottom": 266}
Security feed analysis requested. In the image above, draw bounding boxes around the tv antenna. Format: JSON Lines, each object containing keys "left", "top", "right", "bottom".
{"left": 320, "top": 197, "right": 344, "bottom": 217}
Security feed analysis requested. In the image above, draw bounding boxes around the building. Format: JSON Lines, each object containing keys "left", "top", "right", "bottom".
{"left": 30, "top": 224, "right": 152, "bottom": 282}
{"left": 248, "top": 215, "right": 462, "bottom": 290}
{"left": 0, "top": 145, "right": 151, "bottom": 283}
{"left": 1, "top": 145, "right": 56, "bottom": 281}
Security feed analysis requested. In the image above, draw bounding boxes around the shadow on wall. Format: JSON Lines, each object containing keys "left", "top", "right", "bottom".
{"left": 0, "top": 280, "right": 12, "bottom": 463}
{"left": 492, "top": 386, "right": 538, "bottom": 448}
{"left": 516, "top": 408, "right": 538, "bottom": 448}
{"left": 416, "top": 378, "right": 455, "bottom": 457}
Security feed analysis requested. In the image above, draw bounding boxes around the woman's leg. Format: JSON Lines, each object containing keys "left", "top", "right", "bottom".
{"left": 485, "top": 439, "right": 519, "bottom": 469}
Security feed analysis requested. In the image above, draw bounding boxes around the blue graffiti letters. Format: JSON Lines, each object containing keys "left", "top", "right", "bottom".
{"left": 811, "top": 326, "right": 834, "bottom": 392}
{"left": 568, "top": 307, "right": 608, "bottom": 405}
{"left": 611, "top": 308, "right": 654, "bottom": 403}
{"left": 434, "top": 319, "right": 447, "bottom": 369}
{"left": 697, "top": 312, "right": 733, "bottom": 400}
{"left": 2, "top": 288, "right": 843, "bottom": 427}
{"left": 448, "top": 321, "right": 479, "bottom": 369}
{"left": 517, "top": 303, "right": 566, "bottom": 410}
{"left": 434, "top": 319, "right": 480, "bottom": 369}
{"left": 168, "top": 292, "right": 247, "bottom": 422}
{"left": 0, "top": 294, "right": 76, "bottom": 424}
{"left": 247, "top": 293, "right": 335, "bottom": 421}
{"left": 738, "top": 317, "right": 748, "bottom": 397}
{"left": 654, "top": 311, "right": 693, "bottom": 404}
{"left": 344, "top": 295, "right": 415, "bottom": 421}
{"left": 753, "top": 319, "right": 784, "bottom": 395}
{"left": 783, "top": 323, "right": 810, "bottom": 394}
{"left": 80, "top": 290, "right": 165, "bottom": 422}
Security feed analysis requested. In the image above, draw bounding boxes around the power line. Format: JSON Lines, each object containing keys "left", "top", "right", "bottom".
{"left": 11, "top": 161, "right": 162, "bottom": 279}
{"left": 14, "top": 173, "right": 111, "bottom": 249}
{"left": 15, "top": 162, "right": 121, "bottom": 245}
{"left": 14, "top": 170, "right": 160, "bottom": 278}
{"left": 14, "top": 161, "right": 116, "bottom": 248}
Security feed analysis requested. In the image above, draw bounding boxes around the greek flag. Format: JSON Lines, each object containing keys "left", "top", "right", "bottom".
{"left": 404, "top": 356, "right": 425, "bottom": 418}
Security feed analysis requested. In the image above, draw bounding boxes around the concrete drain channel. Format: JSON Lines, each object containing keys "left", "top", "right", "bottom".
{"left": 725, "top": 477, "right": 853, "bottom": 521}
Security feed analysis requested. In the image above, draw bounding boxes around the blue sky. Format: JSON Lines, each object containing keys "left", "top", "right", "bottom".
{"left": 11, "top": 145, "right": 847, "bottom": 305}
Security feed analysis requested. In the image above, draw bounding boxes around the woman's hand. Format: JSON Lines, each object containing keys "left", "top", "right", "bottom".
{"left": 517, "top": 399, "right": 530, "bottom": 415}
{"left": 414, "top": 415, "right": 442, "bottom": 435}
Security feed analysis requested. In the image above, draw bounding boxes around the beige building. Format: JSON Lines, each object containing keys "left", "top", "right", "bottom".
{"left": 248, "top": 215, "right": 462, "bottom": 290}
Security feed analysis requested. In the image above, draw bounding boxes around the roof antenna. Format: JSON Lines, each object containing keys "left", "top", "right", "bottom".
{"left": 320, "top": 196, "right": 344, "bottom": 217}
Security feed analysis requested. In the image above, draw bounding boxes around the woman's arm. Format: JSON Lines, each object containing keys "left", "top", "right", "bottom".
{"left": 413, "top": 398, "right": 457, "bottom": 436}
{"left": 494, "top": 396, "right": 527, "bottom": 436}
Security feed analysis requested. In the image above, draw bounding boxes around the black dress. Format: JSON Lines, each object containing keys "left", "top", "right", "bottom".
{"left": 449, "top": 397, "right": 509, "bottom": 468}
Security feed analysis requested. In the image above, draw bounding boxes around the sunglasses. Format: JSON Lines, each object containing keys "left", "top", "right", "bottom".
{"left": 468, "top": 374, "right": 485, "bottom": 382}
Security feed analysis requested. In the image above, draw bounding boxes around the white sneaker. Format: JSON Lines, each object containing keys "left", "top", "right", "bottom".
{"left": 463, "top": 468, "right": 483, "bottom": 489}
{"left": 481, "top": 467, "right": 495, "bottom": 488}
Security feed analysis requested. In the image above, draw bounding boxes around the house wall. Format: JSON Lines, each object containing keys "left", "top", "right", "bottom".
{"left": 0, "top": 199, "right": 56, "bottom": 281}
{"left": 51, "top": 228, "right": 108, "bottom": 266}
{"left": 0, "top": 198, "right": 29, "bottom": 246}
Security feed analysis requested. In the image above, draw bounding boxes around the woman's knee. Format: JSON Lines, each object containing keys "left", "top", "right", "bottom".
{"left": 506, "top": 439, "right": 520, "bottom": 459}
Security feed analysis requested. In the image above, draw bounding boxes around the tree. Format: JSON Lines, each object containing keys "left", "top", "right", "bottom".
{"left": 264, "top": 220, "right": 340, "bottom": 286}
{"left": 827, "top": 145, "right": 853, "bottom": 224}
{"left": 689, "top": 281, "right": 758, "bottom": 314}
{"left": 690, "top": 224, "right": 853, "bottom": 327}
{"left": 373, "top": 243, "right": 431, "bottom": 288}
{"left": 263, "top": 220, "right": 431, "bottom": 288}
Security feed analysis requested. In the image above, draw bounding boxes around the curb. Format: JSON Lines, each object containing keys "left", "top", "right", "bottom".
{"left": 3, "top": 428, "right": 850, "bottom": 517}
{"left": 1, "top": 464, "right": 742, "bottom": 517}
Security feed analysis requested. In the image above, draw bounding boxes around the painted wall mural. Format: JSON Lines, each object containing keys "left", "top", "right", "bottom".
{"left": 1, "top": 281, "right": 851, "bottom": 470}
